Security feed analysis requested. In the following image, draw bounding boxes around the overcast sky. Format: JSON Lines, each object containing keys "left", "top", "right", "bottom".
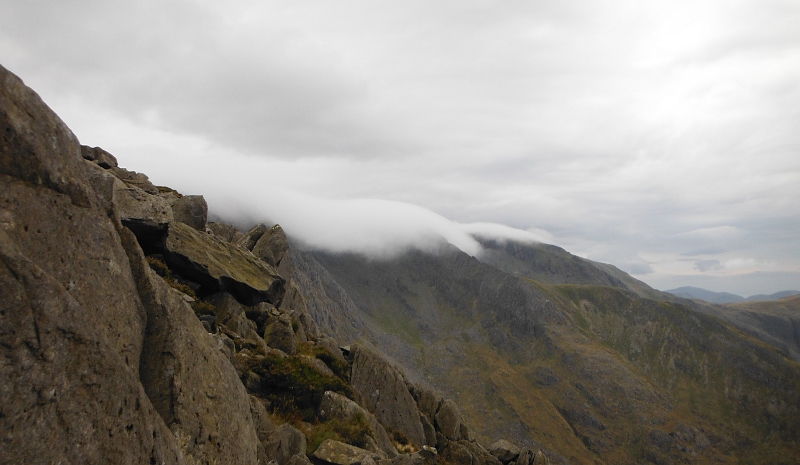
{"left": 2, "top": 0, "right": 799, "bottom": 296}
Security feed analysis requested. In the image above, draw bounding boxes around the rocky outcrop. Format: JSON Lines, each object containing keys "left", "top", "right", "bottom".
{"left": 164, "top": 221, "right": 285, "bottom": 305}
{"left": 514, "top": 449, "right": 549, "bottom": 465}
{"left": 263, "top": 312, "right": 298, "bottom": 355}
{"left": 1, "top": 63, "right": 541, "bottom": 465}
{"left": 81, "top": 144, "right": 118, "bottom": 168}
{"left": 252, "top": 224, "right": 291, "bottom": 276}
{"left": 115, "top": 182, "right": 174, "bottom": 249}
{"left": 488, "top": 439, "right": 521, "bottom": 464}
{"left": 111, "top": 166, "right": 160, "bottom": 194}
{"left": 238, "top": 223, "right": 270, "bottom": 251}
{"left": 208, "top": 221, "right": 245, "bottom": 243}
{"left": 170, "top": 194, "right": 208, "bottom": 231}
{"left": 0, "top": 63, "right": 186, "bottom": 463}
{"left": 319, "top": 391, "right": 398, "bottom": 458}
{"left": 435, "top": 399, "right": 472, "bottom": 443}
{"left": 273, "top": 423, "right": 308, "bottom": 465}
{"left": 350, "top": 344, "right": 427, "bottom": 447}
{"left": 312, "top": 439, "right": 383, "bottom": 465}
{"left": 123, "top": 227, "right": 262, "bottom": 464}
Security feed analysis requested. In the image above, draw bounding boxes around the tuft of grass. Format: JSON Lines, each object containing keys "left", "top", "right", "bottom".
{"left": 156, "top": 185, "right": 183, "bottom": 197}
{"left": 302, "top": 413, "right": 371, "bottom": 452}
{"left": 146, "top": 255, "right": 171, "bottom": 278}
{"left": 146, "top": 255, "right": 216, "bottom": 315}
{"left": 191, "top": 300, "right": 216, "bottom": 315}
{"left": 245, "top": 353, "right": 355, "bottom": 422}
{"left": 299, "top": 343, "right": 351, "bottom": 382}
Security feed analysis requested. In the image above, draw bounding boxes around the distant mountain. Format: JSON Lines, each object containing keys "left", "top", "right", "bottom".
{"left": 745, "top": 290, "right": 800, "bottom": 302}
{"left": 666, "top": 286, "right": 800, "bottom": 304}
{"left": 666, "top": 286, "right": 745, "bottom": 303}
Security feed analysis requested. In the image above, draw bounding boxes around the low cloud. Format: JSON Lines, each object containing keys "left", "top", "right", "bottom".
{"left": 198, "top": 171, "right": 547, "bottom": 259}
{"left": 694, "top": 259, "right": 723, "bottom": 272}
{"left": 2, "top": 0, "right": 799, "bottom": 294}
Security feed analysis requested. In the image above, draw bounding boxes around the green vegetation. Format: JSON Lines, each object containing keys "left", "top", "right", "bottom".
{"left": 301, "top": 413, "right": 371, "bottom": 453}
{"left": 298, "top": 343, "right": 351, "bottom": 381}
{"left": 245, "top": 353, "right": 354, "bottom": 422}
{"left": 146, "top": 255, "right": 216, "bottom": 315}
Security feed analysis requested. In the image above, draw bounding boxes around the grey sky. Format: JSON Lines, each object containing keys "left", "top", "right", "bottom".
{"left": 2, "top": 0, "right": 799, "bottom": 296}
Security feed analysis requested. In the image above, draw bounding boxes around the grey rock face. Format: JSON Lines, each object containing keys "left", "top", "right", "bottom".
{"left": 0, "top": 63, "right": 185, "bottom": 464}
{"left": 273, "top": 423, "right": 307, "bottom": 465}
{"left": 263, "top": 313, "right": 298, "bottom": 355}
{"left": 319, "top": 390, "right": 398, "bottom": 458}
{"left": 0, "top": 229, "right": 186, "bottom": 465}
{"left": 488, "top": 440, "right": 521, "bottom": 464}
{"left": 0, "top": 64, "right": 93, "bottom": 208}
{"left": 435, "top": 399, "right": 467, "bottom": 441}
{"left": 350, "top": 344, "right": 426, "bottom": 447}
{"left": 164, "top": 221, "right": 285, "bottom": 305}
{"left": 514, "top": 449, "right": 549, "bottom": 465}
{"left": 171, "top": 194, "right": 208, "bottom": 231}
{"left": 238, "top": 223, "right": 269, "bottom": 251}
{"left": 312, "top": 439, "right": 382, "bottom": 465}
{"left": 451, "top": 441, "right": 502, "bottom": 465}
{"left": 208, "top": 221, "right": 244, "bottom": 243}
{"left": 252, "top": 224, "right": 291, "bottom": 274}
{"left": 409, "top": 384, "right": 443, "bottom": 421}
{"left": 124, "top": 232, "right": 261, "bottom": 464}
{"left": 80, "top": 144, "right": 118, "bottom": 168}
{"left": 111, "top": 166, "right": 160, "bottom": 194}
{"left": 114, "top": 182, "right": 174, "bottom": 248}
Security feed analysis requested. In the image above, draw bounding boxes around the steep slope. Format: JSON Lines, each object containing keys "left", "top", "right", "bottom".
{"left": 2, "top": 63, "right": 531, "bottom": 465}
{"left": 295, "top": 245, "right": 800, "bottom": 465}
{"left": 690, "top": 295, "right": 800, "bottom": 362}
{"left": 476, "top": 238, "right": 665, "bottom": 300}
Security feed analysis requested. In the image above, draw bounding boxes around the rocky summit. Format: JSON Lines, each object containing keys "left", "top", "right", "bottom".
{"left": 1, "top": 61, "right": 798, "bottom": 465}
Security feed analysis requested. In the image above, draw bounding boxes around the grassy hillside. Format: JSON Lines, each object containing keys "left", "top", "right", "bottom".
{"left": 297, "top": 245, "right": 800, "bottom": 464}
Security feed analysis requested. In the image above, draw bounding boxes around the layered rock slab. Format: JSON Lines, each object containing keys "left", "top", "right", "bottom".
{"left": 164, "top": 221, "right": 285, "bottom": 306}
{"left": 350, "top": 344, "right": 426, "bottom": 447}
{"left": 124, "top": 228, "right": 261, "bottom": 464}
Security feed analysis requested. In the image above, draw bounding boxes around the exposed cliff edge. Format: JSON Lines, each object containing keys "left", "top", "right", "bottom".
{"left": 1, "top": 64, "right": 544, "bottom": 465}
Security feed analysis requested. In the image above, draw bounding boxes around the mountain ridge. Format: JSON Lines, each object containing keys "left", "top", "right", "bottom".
{"left": 292, "top": 240, "right": 800, "bottom": 464}
{"left": 665, "top": 286, "right": 800, "bottom": 304}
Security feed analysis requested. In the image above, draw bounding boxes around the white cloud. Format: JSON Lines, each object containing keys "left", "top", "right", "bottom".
{"left": 1, "top": 0, "right": 799, "bottom": 293}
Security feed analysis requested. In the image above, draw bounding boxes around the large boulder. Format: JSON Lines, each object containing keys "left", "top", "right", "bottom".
{"left": 514, "top": 449, "right": 549, "bottom": 465}
{"left": 111, "top": 166, "right": 160, "bottom": 194}
{"left": 350, "top": 344, "right": 426, "bottom": 447}
{"left": 252, "top": 224, "right": 291, "bottom": 276}
{"left": 271, "top": 423, "right": 307, "bottom": 465}
{"left": 435, "top": 399, "right": 469, "bottom": 442}
{"left": 208, "top": 221, "right": 244, "bottom": 243}
{"left": 114, "top": 182, "right": 174, "bottom": 251}
{"left": 237, "top": 223, "right": 269, "bottom": 251}
{"left": 312, "top": 439, "right": 383, "bottom": 465}
{"left": 488, "top": 440, "right": 521, "bottom": 464}
{"left": 171, "top": 194, "right": 208, "bottom": 231}
{"left": 409, "top": 384, "right": 443, "bottom": 421}
{"left": 123, "top": 229, "right": 261, "bottom": 464}
{"left": 446, "top": 441, "right": 502, "bottom": 465}
{"left": 80, "top": 144, "right": 118, "bottom": 168}
{"left": 164, "top": 221, "right": 285, "bottom": 305}
{"left": 319, "top": 391, "right": 398, "bottom": 458}
{"left": 263, "top": 313, "right": 298, "bottom": 355}
{"left": 0, "top": 63, "right": 185, "bottom": 463}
